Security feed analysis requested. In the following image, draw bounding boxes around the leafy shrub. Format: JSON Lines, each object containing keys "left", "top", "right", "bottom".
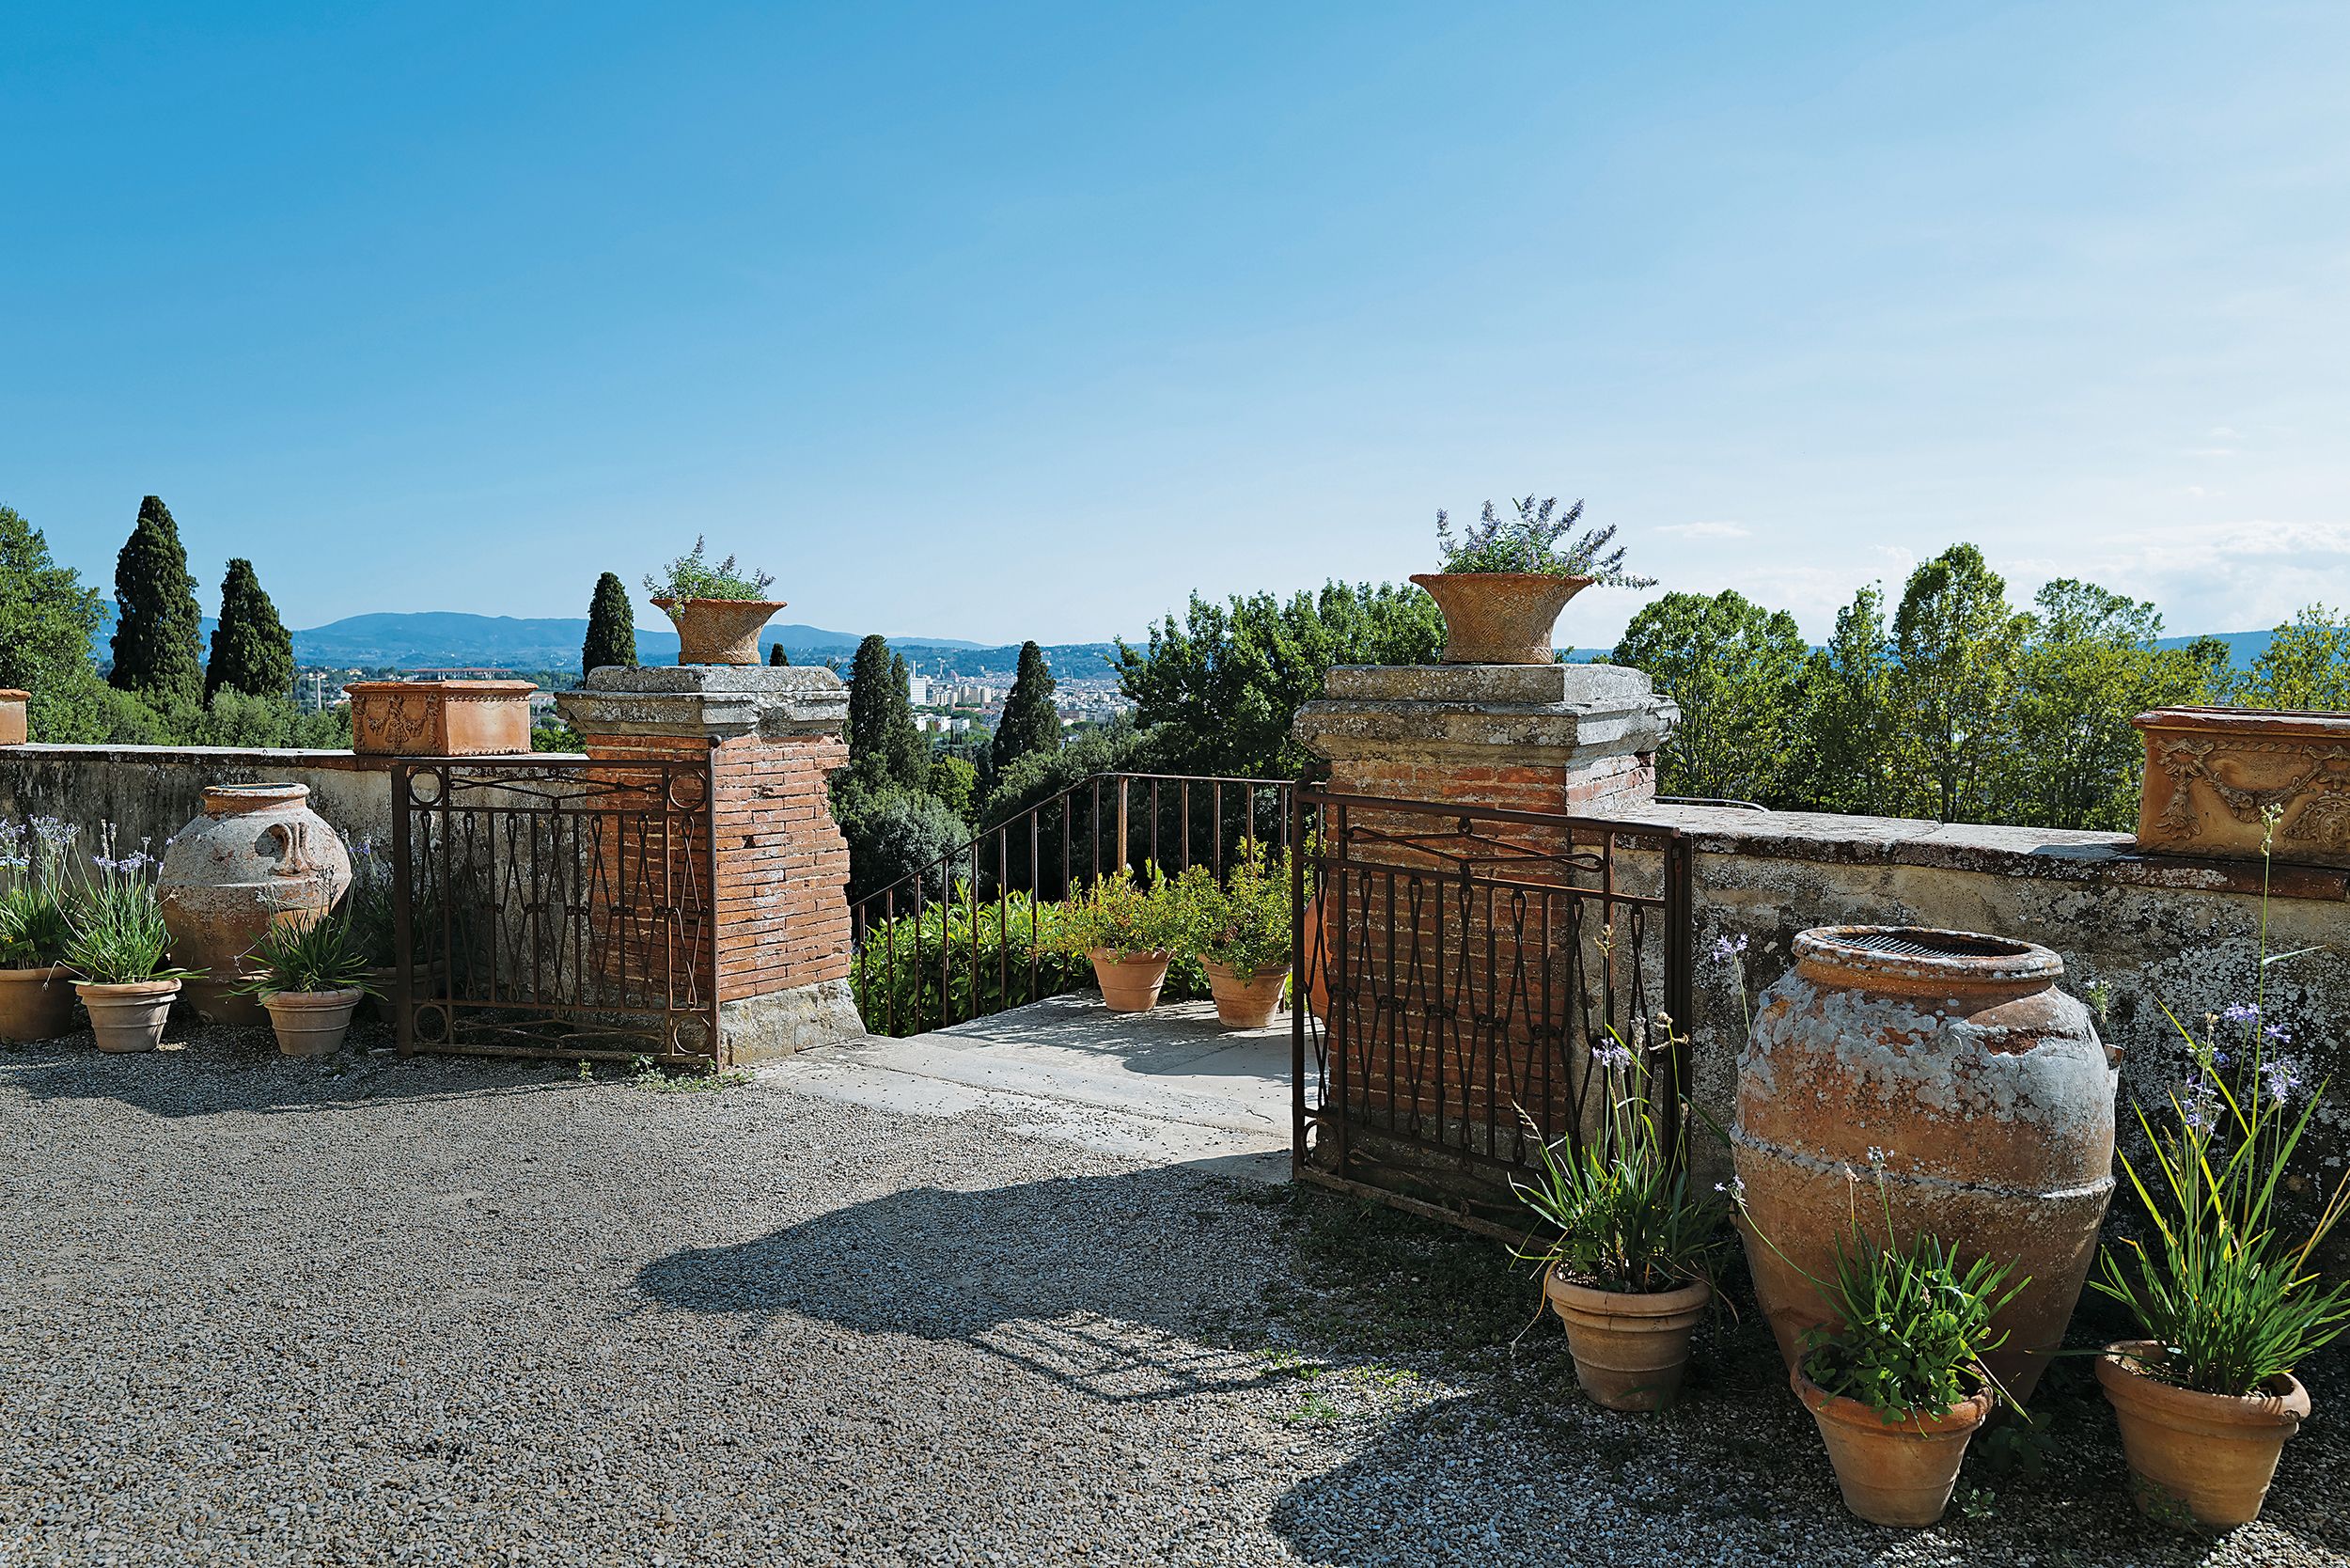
{"left": 835, "top": 781, "right": 970, "bottom": 904}
{"left": 851, "top": 889, "right": 1093, "bottom": 1036}
{"left": 1435, "top": 495, "right": 1654, "bottom": 586}
{"left": 642, "top": 535, "right": 774, "bottom": 601}
{"left": 1045, "top": 868, "right": 1185, "bottom": 960}
{"left": 1166, "top": 839, "right": 1292, "bottom": 978}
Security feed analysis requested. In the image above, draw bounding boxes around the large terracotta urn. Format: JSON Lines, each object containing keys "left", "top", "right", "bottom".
{"left": 1731, "top": 926, "right": 2117, "bottom": 1407}
{"left": 652, "top": 598, "right": 787, "bottom": 666}
{"left": 1407, "top": 572, "right": 1592, "bottom": 665}
{"left": 159, "top": 784, "right": 352, "bottom": 1027}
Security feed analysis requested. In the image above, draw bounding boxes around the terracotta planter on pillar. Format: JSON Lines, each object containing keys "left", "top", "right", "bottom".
{"left": 653, "top": 598, "right": 788, "bottom": 666}
{"left": 1731, "top": 926, "right": 2117, "bottom": 1408}
{"left": 2096, "top": 1341, "right": 2311, "bottom": 1531}
{"left": 0, "top": 965, "right": 75, "bottom": 1042}
{"left": 1795, "top": 1364, "right": 1993, "bottom": 1528}
{"left": 346, "top": 681, "right": 535, "bottom": 756}
{"left": 1545, "top": 1273, "right": 1711, "bottom": 1412}
{"left": 2133, "top": 706, "right": 2350, "bottom": 869}
{"left": 1089, "top": 949, "right": 1172, "bottom": 1012}
{"left": 0, "top": 688, "right": 26, "bottom": 745}
{"left": 1408, "top": 572, "right": 1593, "bottom": 665}
{"left": 159, "top": 784, "right": 352, "bottom": 1027}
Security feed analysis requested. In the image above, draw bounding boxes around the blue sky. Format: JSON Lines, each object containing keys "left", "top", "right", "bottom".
{"left": 4, "top": 2, "right": 2347, "bottom": 647}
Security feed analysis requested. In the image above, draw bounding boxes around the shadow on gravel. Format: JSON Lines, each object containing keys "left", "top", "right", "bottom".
{"left": 0, "top": 1017, "right": 579, "bottom": 1119}
{"left": 638, "top": 1160, "right": 1288, "bottom": 1403}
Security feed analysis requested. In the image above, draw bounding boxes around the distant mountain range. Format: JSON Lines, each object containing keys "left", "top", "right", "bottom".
{"left": 97, "top": 609, "right": 2280, "bottom": 681}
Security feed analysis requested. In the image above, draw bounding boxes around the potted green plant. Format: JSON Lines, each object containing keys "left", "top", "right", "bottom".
{"left": 643, "top": 537, "right": 785, "bottom": 665}
{"left": 235, "top": 913, "right": 379, "bottom": 1058}
{"left": 1410, "top": 496, "right": 1655, "bottom": 665}
{"left": 0, "top": 817, "right": 80, "bottom": 1043}
{"left": 1742, "top": 1161, "right": 2025, "bottom": 1529}
{"left": 1048, "top": 868, "right": 1182, "bottom": 1012}
{"left": 63, "top": 838, "right": 198, "bottom": 1054}
{"left": 1514, "top": 1027, "right": 1729, "bottom": 1411}
{"left": 2090, "top": 815, "right": 2350, "bottom": 1531}
{"left": 1169, "top": 841, "right": 1292, "bottom": 1029}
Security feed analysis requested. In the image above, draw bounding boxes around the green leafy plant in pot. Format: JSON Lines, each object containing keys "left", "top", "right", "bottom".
{"left": 1167, "top": 840, "right": 1293, "bottom": 1029}
{"left": 1046, "top": 867, "right": 1183, "bottom": 1013}
{"left": 63, "top": 835, "right": 199, "bottom": 1054}
{"left": 0, "top": 816, "right": 80, "bottom": 1043}
{"left": 644, "top": 536, "right": 784, "bottom": 666}
{"left": 233, "top": 913, "right": 380, "bottom": 1058}
{"left": 2089, "top": 810, "right": 2350, "bottom": 1533}
{"left": 1514, "top": 1022, "right": 1728, "bottom": 1412}
{"left": 1740, "top": 1159, "right": 2026, "bottom": 1529}
{"left": 1410, "top": 495, "right": 1656, "bottom": 665}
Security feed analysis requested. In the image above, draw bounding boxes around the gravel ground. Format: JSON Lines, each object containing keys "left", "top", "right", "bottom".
{"left": 2, "top": 1019, "right": 2345, "bottom": 1567}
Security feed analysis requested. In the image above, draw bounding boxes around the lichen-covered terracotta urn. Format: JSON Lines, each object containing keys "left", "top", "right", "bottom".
{"left": 1407, "top": 572, "right": 1593, "bottom": 665}
{"left": 159, "top": 784, "right": 352, "bottom": 1026}
{"left": 1731, "top": 926, "right": 2118, "bottom": 1407}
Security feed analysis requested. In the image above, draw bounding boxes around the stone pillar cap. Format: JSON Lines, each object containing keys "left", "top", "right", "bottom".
{"left": 1295, "top": 662, "right": 1677, "bottom": 764}
{"left": 556, "top": 665, "right": 849, "bottom": 741}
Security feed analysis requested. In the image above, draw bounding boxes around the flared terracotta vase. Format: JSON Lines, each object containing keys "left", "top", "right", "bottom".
{"left": 0, "top": 965, "right": 75, "bottom": 1043}
{"left": 1408, "top": 572, "right": 1593, "bottom": 665}
{"left": 77, "top": 980, "right": 180, "bottom": 1053}
{"left": 1089, "top": 949, "right": 1172, "bottom": 1012}
{"left": 2097, "top": 1341, "right": 2310, "bottom": 1531}
{"left": 1731, "top": 926, "right": 2117, "bottom": 1408}
{"left": 1545, "top": 1273, "right": 1710, "bottom": 1412}
{"left": 1795, "top": 1364, "right": 1992, "bottom": 1528}
{"left": 158, "top": 784, "right": 352, "bottom": 1027}
{"left": 653, "top": 598, "right": 787, "bottom": 666}
{"left": 1201, "top": 957, "right": 1285, "bottom": 1028}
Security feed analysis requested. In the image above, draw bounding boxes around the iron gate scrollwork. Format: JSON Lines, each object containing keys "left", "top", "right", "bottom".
{"left": 392, "top": 750, "right": 721, "bottom": 1062}
{"left": 1290, "top": 788, "right": 1693, "bottom": 1233}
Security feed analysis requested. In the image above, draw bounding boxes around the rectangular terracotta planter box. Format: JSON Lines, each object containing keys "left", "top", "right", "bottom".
{"left": 346, "top": 680, "right": 537, "bottom": 757}
{"left": 0, "top": 689, "right": 24, "bottom": 745}
{"left": 2133, "top": 705, "right": 2350, "bottom": 868}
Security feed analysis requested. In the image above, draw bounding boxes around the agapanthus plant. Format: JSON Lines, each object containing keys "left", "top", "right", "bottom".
{"left": 2092, "top": 813, "right": 2350, "bottom": 1396}
{"left": 61, "top": 834, "right": 194, "bottom": 986}
{"left": 1434, "top": 496, "right": 1657, "bottom": 586}
{"left": 0, "top": 817, "right": 78, "bottom": 968}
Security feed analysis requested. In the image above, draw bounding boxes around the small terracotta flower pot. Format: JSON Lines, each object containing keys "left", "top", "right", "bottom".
{"left": 261, "top": 988, "right": 366, "bottom": 1058}
{"left": 1794, "top": 1363, "right": 1992, "bottom": 1528}
{"left": 1201, "top": 957, "right": 1286, "bottom": 1029}
{"left": 1545, "top": 1273, "right": 1710, "bottom": 1412}
{"left": 0, "top": 964, "right": 76, "bottom": 1043}
{"left": 2096, "top": 1340, "right": 2311, "bottom": 1531}
{"left": 75, "top": 980, "right": 181, "bottom": 1054}
{"left": 1409, "top": 572, "right": 1594, "bottom": 665}
{"left": 1089, "top": 949, "right": 1172, "bottom": 1012}
{"left": 653, "top": 598, "right": 788, "bottom": 666}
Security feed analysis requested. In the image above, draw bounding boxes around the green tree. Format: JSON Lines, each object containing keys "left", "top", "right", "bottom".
{"left": 929, "top": 754, "right": 979, "bottom": 823}
{"left": 1788, "top": 586, "right": 1900, "bottom": 815}
{"left": 1889, "top": 544, "right": 2028, "bottom": 823}
{"left": 204, "top": 557, "right": 294, "bottom": 700}
{"left": 832, "top": 776, "right": 969, "bottom": 903}
{"left": 768, "top": 640, "right": 791, "bottom": 666}
{"left": 582, "top": 572, "right": 638, "bottom": 671}
{"left": 1117, "top": 581, "right": 1444, "bottom": 776}
{"left": 107, "top": 495, "right": 205, "bottom": 707}
{"left": 846, "top": 635, "right": 927, "bottom": 789}
{"left": 2236, "top": 606, "right": 2350, "bottom": 710}
{"left": 0, "top": 505, "right": 113, "bottom": 742}
{"left": 1610, "top": 589, "right": 1807, "bottom": 804}
{"left": 990, "top": 641, "right": 1059, "bottom": 777}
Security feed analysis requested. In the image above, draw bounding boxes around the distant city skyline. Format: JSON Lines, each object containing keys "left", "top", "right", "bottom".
{"left": 6, "top": 3, "right": 2348, "bottom": 647}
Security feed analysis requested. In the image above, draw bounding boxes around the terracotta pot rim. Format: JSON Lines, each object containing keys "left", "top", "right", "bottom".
{"left": 260, "top": 988, "right": 368, "bottom": 1011}
{"left": 1545, "top": 1273, "right": 1712, "bottom": 1317}
{"left": 72, "top": 979, "right": 183, "bottom": 998}
{"left": 650, "top": 597, "right": 791, "bottom": 613}
{"left": 0, "top": 688, "right": 27, "bottom": 701}
{"left": 201, "top": 782, "right": 309, "bottom": 815}
{"left": 2095, "top": 1341, "right": 2311, "bottom": 1427}
{"left": 2135, "top": 704, "right": 2350, "bottom": 737}
{"left": 1088, "top": 947, "right": 1173, "bottom": 964}
{"left": 1793, "top": 924, "right": 2063, "bottom": 987}
{"left": 1200, "top": 956, "right": 1288, "bottom": 983}
{"left": 1407, "top": 571, "right": 1599, "bottom": 589}
{"left": 0, "top": 964, "right": 69, "bottom": 981}
{"left": 1792, "top": 1363, "right": 1994, "bottom": 1436}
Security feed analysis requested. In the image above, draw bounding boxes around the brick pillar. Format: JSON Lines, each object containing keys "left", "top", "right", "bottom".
{"left": 556, "top": 665, "right": 862, "bottom": 1062}
{"left": 1292, "top": 663, "right": 1677, "bottom": 813}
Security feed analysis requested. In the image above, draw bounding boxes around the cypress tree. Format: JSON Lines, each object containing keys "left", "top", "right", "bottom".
{"left": 884, "top": 653, "right": 927, "bottom": 788}
{"left": 205, "top": 557, "right": 295, "bottom": 700}
{"left": 108, "top": 495, "right": 204, "bottom": 705}
{"left": 583, "top": 572, "right": 639, "bottom": 672}
{"left": 768, "top": 641, "right": 791, "bottom": 666}
{"left": 847, "top": 635, "right": 898, "bottom": 776}
{"left": 990, "top": 640, "right": 1060, "bottom": 776}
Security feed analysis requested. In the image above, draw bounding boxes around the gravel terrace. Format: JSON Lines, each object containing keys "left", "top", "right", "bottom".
{"left": 3, "top": 1016, "right": 2345, "bottom": 1568}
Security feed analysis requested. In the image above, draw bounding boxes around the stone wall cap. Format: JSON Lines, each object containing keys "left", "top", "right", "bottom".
{"left": 344, "top": 679, "right": 537, "bottom": 698}
{"left": 0, "top": 743, "right": 396, "bottom": 773}
{"left": 2134, "top": 705, "right": 2350, "bottom": 738}
{"left": 578, "top": 665, "right": 846, "bottom": 696}
{"left": 1322, "top": 663, "right": 1652, "bottom": 705}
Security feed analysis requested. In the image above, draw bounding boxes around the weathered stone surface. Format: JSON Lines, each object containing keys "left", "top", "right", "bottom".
{"left": 721, "top": 978, "right": 867, "bottom": 1062}
{"left": 1295, "top": 663, "right": 1678, "bottom": 772}
{"left": 556, "top": 664, "right": 849, "bottom": 741}
{"left": 1320, "top": 662, "right": 1653, "bottom": 705}
{"left": 0, "top": 745, "right": 404, "bottom": 853}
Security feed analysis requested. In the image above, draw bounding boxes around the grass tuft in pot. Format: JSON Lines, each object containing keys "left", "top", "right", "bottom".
{"left": 235, "top": 915, "right": 380, "bottom": 1058}
{"left": 1513, "top": 1022, "right": 1728, "bottom": 1410}
{"left": 62, "top": 836, "right": 197, "bottom": 1053}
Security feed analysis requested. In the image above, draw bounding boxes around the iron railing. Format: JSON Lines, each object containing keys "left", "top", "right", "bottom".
{"left": 1291, "top": 788, "right": 1693, "bottom": 1234}
{"left": 392, "top": 750, "right": 722, "bottom": 1063}
{"left": 849, "top": 772, "right": 1293, "bottom": 1037}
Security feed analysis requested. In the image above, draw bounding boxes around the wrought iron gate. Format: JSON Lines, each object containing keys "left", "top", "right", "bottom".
{"left": 391, "top": 751, "right": 721, "bottom": 1062}
{"left": 1290, "top": 788, "right": 1693, "bottom": 1233}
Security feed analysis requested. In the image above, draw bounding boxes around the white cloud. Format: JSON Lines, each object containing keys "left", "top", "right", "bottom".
{"left": 2063, "top": 519, "right": 2350, "bottom": 631}
{"left": 1656, "top": 521, "right": 1750, "bottom": 539}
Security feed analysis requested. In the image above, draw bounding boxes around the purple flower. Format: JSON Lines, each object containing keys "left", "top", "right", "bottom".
{"left": 2264, "top": 1022, "right": 2293, "bottom": 1046}
{"left": 2222, "top": 1002, "right": 2262, "bottom": 1027}
{"left": 1592, "top": 1041, "right": 1634, "bottom": 1072}
{"left": 1708, "top": 933, "right": 1748, "bottom": 965}
{"left": 2180, "top": 1083, "right": 2220, "bottom": 1136}
{"left": 2262, "top": 1057, "right": 2305, "bottom": 1106}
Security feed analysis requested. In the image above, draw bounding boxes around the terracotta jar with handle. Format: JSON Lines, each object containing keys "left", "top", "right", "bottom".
{"left": 159, "top": 784, "right": 352, "bottom": 1027}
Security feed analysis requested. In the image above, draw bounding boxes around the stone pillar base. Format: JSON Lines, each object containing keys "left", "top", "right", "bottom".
{"left": 722, "top": 978, "right": 866, "bottom": 1063}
